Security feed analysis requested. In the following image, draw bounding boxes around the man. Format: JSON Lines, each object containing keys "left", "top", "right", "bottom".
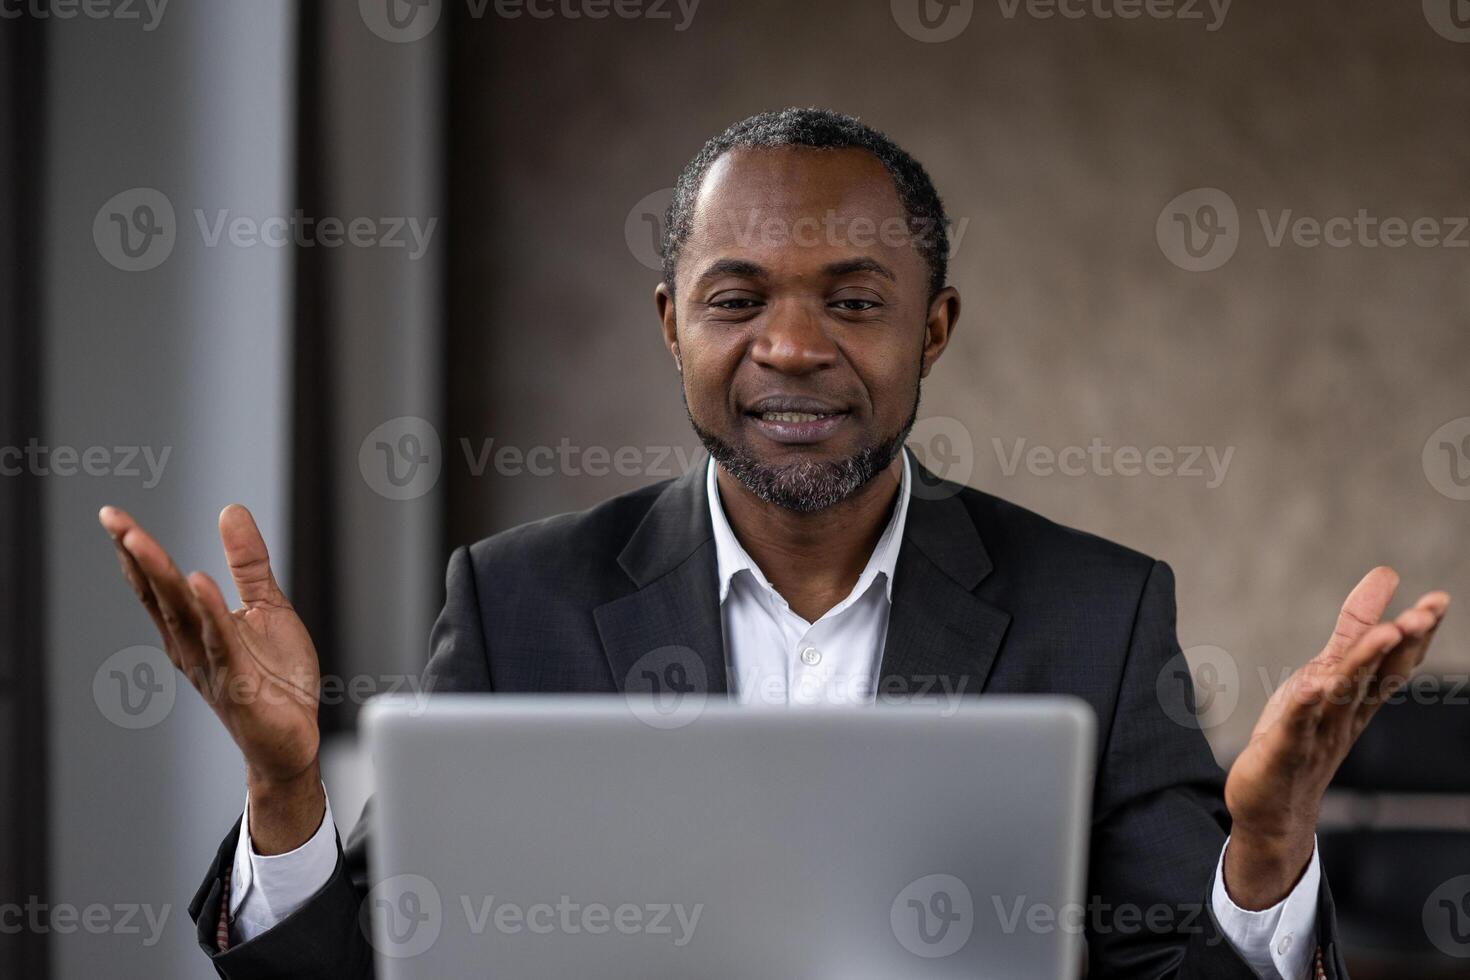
{"left": 99, "top": 108, "right": 1447, "bottom": 979}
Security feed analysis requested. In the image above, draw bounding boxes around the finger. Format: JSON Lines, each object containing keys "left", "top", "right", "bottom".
{"left": 1409, "top": 590, "right": 1452, "bottom": 619}
{"left": 1393, "top": 606, "right": 1439, "bottom": 638}
{"left": 1372, "top": 601, "right": 1449, "bottom": 700}
{"left": 188, "top": 570, "right": 240, "bottom": 673}
{"left": 1322, "top": 566, "right": 1399, "bottom": 661}
{"left": 119, "top": 524, "right": 209, "bottom": 683}
{"left": 218, "top": 504, "right": 285, "bottom": 608}
{"left": 102, "top": 507, "right": 176, "bottom": 649}
{"left": 98, "top": 503, "right": 138, "bottom": 540}
{"left": 1322, "top": 622, "right": 1405, "bottom": 730}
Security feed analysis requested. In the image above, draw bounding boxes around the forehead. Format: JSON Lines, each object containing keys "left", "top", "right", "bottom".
{"left": 682, "top": 146, "right": 920, "bottom": 281}
{"left": 695, "top": 145, "right": 904, "bottom": 218}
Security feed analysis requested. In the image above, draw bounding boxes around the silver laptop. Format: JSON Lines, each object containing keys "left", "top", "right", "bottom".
{"left": 361, "top": 694, "right": 1094, "bottom": 979}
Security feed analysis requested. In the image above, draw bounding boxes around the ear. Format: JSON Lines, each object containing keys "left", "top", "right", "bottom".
{"left": 919, "top": 286, "right": 961, "bottom": 379}
{"left": 655, "top": 282, "right": 681, "bottom": 371}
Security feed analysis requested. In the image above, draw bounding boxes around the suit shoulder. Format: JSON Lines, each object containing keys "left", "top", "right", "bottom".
{"left": 953, "top": 484, "right": 1161, "bottom": 586}
{"left": 461, "top": 478, "right": 674, "bottom": 573}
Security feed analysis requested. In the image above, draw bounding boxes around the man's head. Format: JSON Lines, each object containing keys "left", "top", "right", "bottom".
{"left": 656, "top": 107, "right": 960, "bottom": 512}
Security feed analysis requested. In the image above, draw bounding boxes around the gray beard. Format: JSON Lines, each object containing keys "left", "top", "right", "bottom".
{"left": 687, "top": 390, "right": 920, "bottom": 514}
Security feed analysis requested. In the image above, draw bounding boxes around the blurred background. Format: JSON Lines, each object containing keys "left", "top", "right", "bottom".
{"left": 2, "top": 0, "right": 1467, "bottom": 976}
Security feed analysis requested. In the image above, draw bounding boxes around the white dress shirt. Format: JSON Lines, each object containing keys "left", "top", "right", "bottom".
{"left": 714, "top": 449, "right": 910, "bottom": 707}
{"left": 230, "top": 454, "right": 1321, "bottom": 978}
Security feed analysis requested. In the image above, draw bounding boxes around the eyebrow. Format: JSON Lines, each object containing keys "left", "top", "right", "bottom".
{"left": 694, "top": 259, "right": 769, "bottom": 287}
{"left": 693, "top": 256, "right": 897, "bottom": 287}
{"left": 822, "top": 257, "right": 896, "bottom": 282}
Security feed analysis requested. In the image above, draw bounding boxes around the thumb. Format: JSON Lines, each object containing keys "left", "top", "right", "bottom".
{"left": 218, "top": 504, "right": 285, "bottom": 607}
{"left": 1322, "top": 565, "right": 1399, "bottom": 661}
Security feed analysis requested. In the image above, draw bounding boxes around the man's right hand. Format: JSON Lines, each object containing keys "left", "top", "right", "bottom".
{"left": 99, "top": 503, "right": 326, "bottom": 855}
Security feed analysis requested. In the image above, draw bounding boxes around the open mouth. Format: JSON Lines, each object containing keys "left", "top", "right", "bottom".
{"left": 754, "top": 410, "right": 842, "bottom": 423}
{"left": 743, "top": 403, "right": 851, "bottom": 445}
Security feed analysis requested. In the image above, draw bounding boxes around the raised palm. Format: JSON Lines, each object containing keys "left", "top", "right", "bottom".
{"left": 100, "top": 504, "right": 321, "bottom": 785}
{"left": 1224, "top": 566, "right": 1447, "bottom": 848}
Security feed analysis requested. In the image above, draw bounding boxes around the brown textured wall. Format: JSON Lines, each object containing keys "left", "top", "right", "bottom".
{"left": 445, "top": 0, "right": 1470, "bottom": 754}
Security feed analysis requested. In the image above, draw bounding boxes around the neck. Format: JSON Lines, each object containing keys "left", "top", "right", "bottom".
{"left": 716, "top": 453, "right": 904, "bottom": 622}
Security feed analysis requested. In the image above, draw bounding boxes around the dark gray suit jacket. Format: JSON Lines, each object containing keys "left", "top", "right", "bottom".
{"left": 190, "top": 453, "right": 1346, "bottom": 978}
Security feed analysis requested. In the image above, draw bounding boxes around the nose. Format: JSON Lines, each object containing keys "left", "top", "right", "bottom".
{"left": 750, "top": 301, "right": 838, "bottom": 375}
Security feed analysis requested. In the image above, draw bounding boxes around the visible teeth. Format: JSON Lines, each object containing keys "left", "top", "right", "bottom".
{"left": 761, "top": 411, "right": 827, "bottom": 422}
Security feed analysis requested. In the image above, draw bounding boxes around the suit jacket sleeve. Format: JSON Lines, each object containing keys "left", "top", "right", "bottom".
{"left": 1086, "top": 559, "right": 1346, "bottom": 979}
{"left": 188, "top": 545, "right": 493, "bottom": 980}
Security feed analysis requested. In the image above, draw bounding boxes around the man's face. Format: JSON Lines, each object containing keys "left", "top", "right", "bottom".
{"left": 657, "top": 146, "right": 958, "bottom": 512}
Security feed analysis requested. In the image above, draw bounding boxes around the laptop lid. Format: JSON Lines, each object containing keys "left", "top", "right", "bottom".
{"left": 362, "top": 694, "right": 1094, "bottom": 980}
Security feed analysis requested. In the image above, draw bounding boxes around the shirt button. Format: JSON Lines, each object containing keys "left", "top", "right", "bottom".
{"left": 800, "top": 646, "right": 822, "bottom": 666}
{"left": 1276, "top": 934, "right": 1292, "bottom": 956}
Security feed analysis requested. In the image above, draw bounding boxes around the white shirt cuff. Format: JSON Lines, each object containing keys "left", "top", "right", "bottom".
{"left": 1210, "top": 835, "right": 1321, "bottom": 980}
{"left": 228, "top": 786, "right": 338, "bottom": 942}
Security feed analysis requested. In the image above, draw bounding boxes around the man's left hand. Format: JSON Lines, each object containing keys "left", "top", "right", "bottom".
{"left": 1221, "top": 566, "right": 1450, "bottom": 909}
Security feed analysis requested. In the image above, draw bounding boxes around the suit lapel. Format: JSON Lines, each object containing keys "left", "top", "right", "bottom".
{"left": 594, "top": 451, "right": 1011, "bottom": 700}
{"left": 595, "top": 459, "right": 729, "bottom": 694}
{"left": 878, "top": 453, "right": 1011, "bottom": 697}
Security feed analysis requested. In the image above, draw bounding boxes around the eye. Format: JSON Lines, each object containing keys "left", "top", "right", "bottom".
{"left": 711, "top": 297, "right": 762, "bottom": 311}
{"left": 830, "top": 297, "right": 881, "bottom": 312}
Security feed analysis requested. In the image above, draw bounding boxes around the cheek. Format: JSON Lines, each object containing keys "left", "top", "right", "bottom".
{"left": 847, "top": 338, "right": 921, "bottom": 417}
{"left": 681, "top": 333, "right": 745, "bottom": 408}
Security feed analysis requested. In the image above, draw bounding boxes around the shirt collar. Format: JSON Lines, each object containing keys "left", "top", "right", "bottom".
{"left": 706, "top": 450, "right": 912, "bottom": 606}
